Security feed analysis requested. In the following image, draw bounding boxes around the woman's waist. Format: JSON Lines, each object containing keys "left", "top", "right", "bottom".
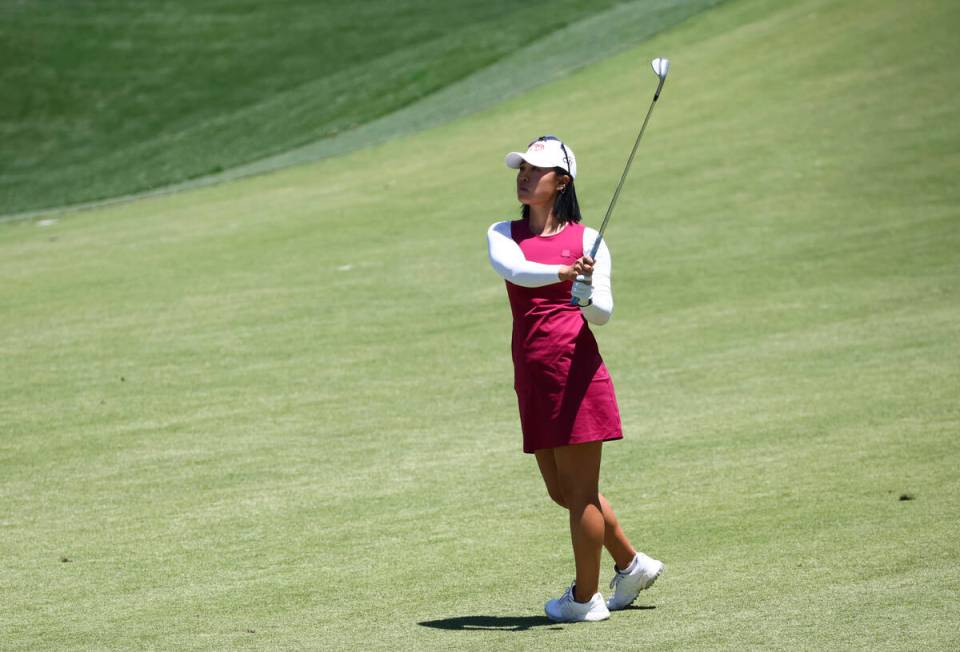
{"left": 511, "top": 305, "right": 584, "bottom": 333}
{"left": 511, "top": 312, "right": 598, "bottom": 351}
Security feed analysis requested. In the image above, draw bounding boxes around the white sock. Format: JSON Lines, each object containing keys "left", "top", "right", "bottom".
{"left": 620, "top": 554, "right": 639, "bottom": 574}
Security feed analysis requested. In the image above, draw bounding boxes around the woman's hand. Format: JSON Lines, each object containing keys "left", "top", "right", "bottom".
{"left": 559, "top": 256, "right": 594, "bottom": 283}
{"left": 574, "top": 255, "right": 594, "bottom": 277}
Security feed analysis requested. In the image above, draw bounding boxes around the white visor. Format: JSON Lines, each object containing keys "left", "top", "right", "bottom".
{"left": 505, "top": 136, "right": 577, "bottom": 179}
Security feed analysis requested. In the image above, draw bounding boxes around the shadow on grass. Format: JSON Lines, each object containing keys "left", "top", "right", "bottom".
{"left": 418, "top": 615, "right": 561, "bottom": 632}
{"left": 419, "top": 606, "right": 655, "bottom": 632}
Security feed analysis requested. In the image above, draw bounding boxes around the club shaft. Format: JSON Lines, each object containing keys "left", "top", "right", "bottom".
{"left": 588, "top": 91, "right": 661, "bottom": 260}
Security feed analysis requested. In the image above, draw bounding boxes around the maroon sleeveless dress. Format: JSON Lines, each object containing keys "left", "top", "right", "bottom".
{"left": 506, "top": 219, "right": 623, "bottom": 453}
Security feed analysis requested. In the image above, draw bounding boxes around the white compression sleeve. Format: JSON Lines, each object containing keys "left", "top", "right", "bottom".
{"left": 487, "top": 221, "right": 562, "bottom": 287}
{"left": 579, "top": 227, "right": 614, "bottom": 325}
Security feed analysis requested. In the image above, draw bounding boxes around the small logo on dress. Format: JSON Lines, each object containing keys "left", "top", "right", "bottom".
{"left": 561, "top": 248, "right": 572, "bottom": 258}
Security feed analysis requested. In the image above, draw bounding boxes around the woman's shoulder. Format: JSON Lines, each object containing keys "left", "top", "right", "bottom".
{"left": 578, "top": 224, "right": 611, "bottom": 259}
{"left": 569, "top": 222, "right": 593, "bottom": 244}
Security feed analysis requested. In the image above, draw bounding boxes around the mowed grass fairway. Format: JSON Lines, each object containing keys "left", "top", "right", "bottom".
{"left": 2, "top": 0, "right": 959, "bottom": 649}
{"left": 0, "top": 0, "right": 720, "bottom": 215}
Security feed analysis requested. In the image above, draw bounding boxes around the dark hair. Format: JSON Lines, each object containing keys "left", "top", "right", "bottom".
{"left": 520, "top": 167, "right": 582, "bottom": 223}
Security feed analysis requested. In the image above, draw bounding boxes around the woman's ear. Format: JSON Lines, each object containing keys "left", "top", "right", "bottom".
{"left": 557, "top": 174, "right": 571, "bottom": 192}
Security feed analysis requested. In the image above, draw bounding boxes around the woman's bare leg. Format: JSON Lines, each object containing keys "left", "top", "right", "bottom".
{"left": 535, "top": 449, "right": 638, "bottom": 572}
{"left": 552, "top": 441, "right": 605, "bottom": 602}
{"left": 598, "top": 494, "right": 637, "bottom": 570}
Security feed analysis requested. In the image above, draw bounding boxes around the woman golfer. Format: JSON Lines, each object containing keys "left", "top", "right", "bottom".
{"left": 487, "top": 136, "right": 663, "bottom": 623}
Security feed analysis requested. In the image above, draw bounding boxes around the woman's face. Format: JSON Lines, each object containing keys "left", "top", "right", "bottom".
{"left": 516, "top": 161, "right": 565, "bottom": 207}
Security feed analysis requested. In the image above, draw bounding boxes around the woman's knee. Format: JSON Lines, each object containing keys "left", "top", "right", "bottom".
{"left": 557, "top": 484, "right": 599, "bottom": 511}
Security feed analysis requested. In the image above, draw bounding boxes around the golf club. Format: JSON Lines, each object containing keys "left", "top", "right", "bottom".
{"left": 572, "top": 57, "right": 669, "bottom": 305}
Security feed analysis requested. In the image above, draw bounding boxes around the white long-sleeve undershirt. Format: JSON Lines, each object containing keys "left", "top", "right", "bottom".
{"left": 487, "top": 221, "right": 614, "bottom": 325}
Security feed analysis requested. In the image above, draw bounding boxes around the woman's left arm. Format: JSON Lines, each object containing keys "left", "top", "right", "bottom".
{"left": 579, "top": 227, "right": 614, "bottom": 325}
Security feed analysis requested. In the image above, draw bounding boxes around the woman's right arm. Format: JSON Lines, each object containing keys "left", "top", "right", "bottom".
{"left": 487, "top": 221, "right": 564, "bottom": 288}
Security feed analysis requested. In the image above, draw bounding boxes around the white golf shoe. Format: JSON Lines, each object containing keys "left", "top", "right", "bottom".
{"left": 544, "top": 583, "right": 610, "bottom": 623}
{"left": 606, "top": 552, "right": 664, "bottom": 611}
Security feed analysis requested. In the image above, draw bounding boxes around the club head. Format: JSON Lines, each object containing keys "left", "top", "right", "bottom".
{"left": 652, "top": 57, "right": 670, "bottom": 81}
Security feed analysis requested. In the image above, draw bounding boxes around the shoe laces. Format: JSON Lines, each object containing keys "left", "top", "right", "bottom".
{"left": 609, "top": 567, "right": 627, "bottom": 591}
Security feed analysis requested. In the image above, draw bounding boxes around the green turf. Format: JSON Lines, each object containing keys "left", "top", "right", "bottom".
{"left": 2, "top": 0, "right": 959, "bottom": 649}
{"left": 0, "top": 0, "right": 721, "bottom": 216}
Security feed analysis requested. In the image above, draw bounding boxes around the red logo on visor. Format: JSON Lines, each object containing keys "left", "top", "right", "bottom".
{"left": 531, "top": 142, "right": 545, "bottom": 151}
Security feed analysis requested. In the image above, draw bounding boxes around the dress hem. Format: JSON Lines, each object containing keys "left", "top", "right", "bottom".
{"left": 523, "top": 433, "right": 623, "bottom": 455}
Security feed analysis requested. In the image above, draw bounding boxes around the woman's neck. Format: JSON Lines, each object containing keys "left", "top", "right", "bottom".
{"left": 527, "top": 203, "right": 563, "bottom": 236}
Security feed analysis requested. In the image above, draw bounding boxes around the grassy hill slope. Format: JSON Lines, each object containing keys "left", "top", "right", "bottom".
{"left": 2, "top": 0, "right": 958, "bottom": 649}
{"left": 0, "top": 0, "right": 721, "bottom": 216}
